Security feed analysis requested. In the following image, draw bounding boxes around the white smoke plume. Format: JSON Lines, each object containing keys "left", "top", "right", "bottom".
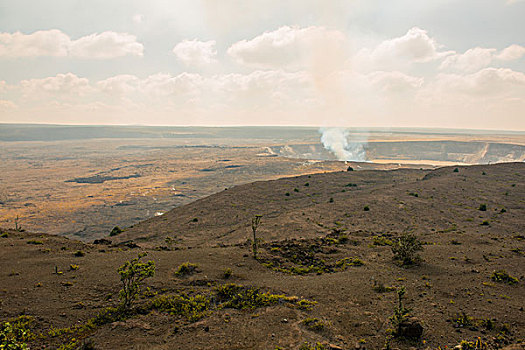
{"left": 319, "top": 127, "right": 367, "bottom": 161}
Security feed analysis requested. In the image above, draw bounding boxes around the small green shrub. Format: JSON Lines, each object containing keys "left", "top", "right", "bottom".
{"left": 335, "top": 257, "right": 364, "bottom": 269}
{"left": 149, "top": 293, "right": 210, "bottom": 322}
{"left": 74, "top": 250, "right": 85, "bottom": 257}
{"left": 0, "top": 232, "right": 8, "bottom": 238}
{"left": 481, "top": 220, "right": 490, "bottom": 226}
{"left": 373, "top": 236, "right": 393, "bottom": 246}
{"left": 478, "top": 204, "right": 487, "bottom": 211}
{"left": 251, "top": 215, "right": 262, "bottom": 259}
{"left": 222, "top": 268, "right": 233, "bottom": 279}
{"left": 299, "top": 342, "right": 327, "bottom": 350}
{"left": 109, "top": 226, "right": 123, "bottom": 236}
{"left": 301, "top": 318, "right": 326, "bottom": 331}
{"left": 363, "top": 205, "right": 370, "bottom": 211}
{"left": 372, "top": 281, "right": 395, "bottom": 293}
{"left": 390, "top": 286, "right": 411, "bottom": 337}
{"left": 391, "top": 232, "right": 423, "bottom": 266}
{"left": 285, "top": 192, "right": 290, "bottom": 196}
{"left": 26, "top": 240, "right": 43, "bottom": 245}
{"left": 214, "top": 283, "right": 313, "bottom": 311}
{"left": 118, "top": 253, "right": 155, "bottom": 310}
{"left": 174, "top": 262, "right": 199, "bottom": 276}
{"left": 453, "top": 168, "right": 459, "bottom": 172}
{"left": 491, "top": 270, "right": 518, "bottom": 285}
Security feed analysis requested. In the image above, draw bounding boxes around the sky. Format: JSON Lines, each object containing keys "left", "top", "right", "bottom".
{"left": 0, "top": 0, "right": 524, "bottom": 130}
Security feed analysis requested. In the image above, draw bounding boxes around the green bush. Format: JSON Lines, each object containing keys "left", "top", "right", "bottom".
{"left": 373, "top": 236, "right": 393, "bottom": 246}
{"left": 109, "top": 226, "right": 123, "bottom": 236}
{"left": 174, "top": 262, "right": 199, "bottom": 277}
{"left": 222, "top": 268, "right": 233, "bottom": 279}
{"left": 301, "top": 318, "right": 326, "bottom": 331}
{"left": 478, "top": 204, "right": 487, "bottom": 211}
{"left": 118, "top": 253, "right": 155, "bottom": 310}
{"left": 0, "top": 316, "right": 33, "bottom": 350}
{"left": 391, "top": 232, "right": 423, "bottom": 266}
{"left": 390, "top": 286, "right": 411, "bottom": 337}
{"left": 491, "top": 270, "right": 519, "bottom": 285}
{"left": 26, "top": 240, "right": 43, "bottom": 245}
{"left": 149, "top": 293, "right": 210, "bottom": 322}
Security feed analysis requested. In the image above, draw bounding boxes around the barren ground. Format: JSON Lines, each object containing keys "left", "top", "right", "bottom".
{"left": 1, "top": 162, "right": 523, "bottom": 349}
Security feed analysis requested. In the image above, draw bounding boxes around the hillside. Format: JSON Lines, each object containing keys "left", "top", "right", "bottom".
{"left": 0, "top": 162, "right": 524, "bottom": 350}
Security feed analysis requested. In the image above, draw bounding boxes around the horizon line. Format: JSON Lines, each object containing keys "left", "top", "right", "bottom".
{"left": 1, "top": 122, "right": 524, "bottom": 134}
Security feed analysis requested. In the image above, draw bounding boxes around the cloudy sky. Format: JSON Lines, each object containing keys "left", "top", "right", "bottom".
{"left": 0, "top": 0, "right": 524, "bottom": 130}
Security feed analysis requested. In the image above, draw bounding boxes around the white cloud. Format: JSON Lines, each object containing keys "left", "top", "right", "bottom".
{"left": 439, "top": 44, "right": 525, "bottom": 72}
{"left": 0, "top": 30, "right": 143, "bottom": 59}
{"left": 440, "top": 47, "right": 497, "bottom": 73}
{"left": 358, "top": 27, "right": 449, "bottom": 66}
{"left": 69, "top": 32, "right": 143, "bottom": 59}
{"left": 227, "top": 26, "right": 348, "bottom": 70}
{"left": 367, "top": 71, "right": 424, "bottom": 92}
{"left": 172, "top": 40, "right": 217, "bottom": 65}
{"left": 433, "top": 68, "right": 525, "bottom": 96}
{"left": 140, "top": 72, "right": 203, "bottom": 98}
{"left": 497, "top": 44, "right": 525, "bottom": 61}
{"left": 20, "top": 73, "right": 93, "bottom": 97}
{"left": 0, "top": 30, "right": 70, "bottom": 57}
{"left": 97, "top": 75, "right": 140, "bottom": 96}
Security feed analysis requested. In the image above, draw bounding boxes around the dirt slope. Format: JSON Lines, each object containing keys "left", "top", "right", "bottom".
{"left": 0, "top": 162, "right": 524, "bottom": 350}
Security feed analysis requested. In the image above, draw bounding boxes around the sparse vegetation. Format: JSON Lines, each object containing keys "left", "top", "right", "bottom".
{"left": 491, "top": 270, "right": 519, "bottom": 285}
{"left": 14, "top": 215, "right": 23, "bottom": 232}
{"left": 251, "top": 214, "right": 262, "bottom": 259}
{"left": 478, "top": 204, "right": 487, "bottom": 211}
{"left": 118, "top": 253, "right": 155, "bottom": 310}
{"left": 301, "top": 318, "right": 326, "bottom": 331}
{"left": 0, "top": 316, "right": 33, "bottom": 350}
{"left": 373, "top": 235, "right": 393, "bottom": 246}
{"left": 74, "top": 250, "right": 85, "bottom": 257}
{"left": 299, "top": 342, "right": 326, "bottom": 350}
{"left": 222, "top": 268, "right": 233, "bottom": 279}
{"left": 215, "top": 283, "right": 315, "bottom": 311}
{"left": 109, "top": 226, "right": 123, "bottom": 236}
{"left": 174, "top": 262, "right": 199, "bottom": 277}
{"left": 149, "top": 292, "right": 211, "bottom": 322}
{"left": 372, "top": 280, "right": 396, "bottom": 293}
{"left": 391, "top": 232, "right": 423, "bottom": 266}
{"left": 26, "top": 240, "right": 43, "bottom": 245}
{"left": 363, "top": 205, "right": 370, "bottom": 211}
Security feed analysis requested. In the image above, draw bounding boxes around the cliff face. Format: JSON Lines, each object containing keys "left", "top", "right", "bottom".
{"left": 271, "top": 141, "right": 525, "bottom": 163}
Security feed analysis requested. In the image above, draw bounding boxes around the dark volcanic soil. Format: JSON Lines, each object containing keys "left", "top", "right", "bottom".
{"left": 0, "top": 162, "right": 524, "bottom": 350}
